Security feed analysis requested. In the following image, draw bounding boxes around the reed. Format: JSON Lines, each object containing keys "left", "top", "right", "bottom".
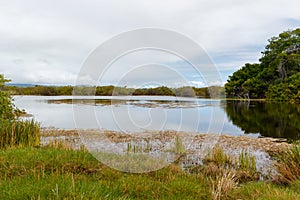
{"left": 211, "top": 171, "right": 237, "bottom": 200}
{"left": 173, "top": 134, "right": 186, "bottom": 155}
{"left": 203, "top": 147, "right": 232, "bottom": 167}
{"left": 237, "top": 150, "right": 256, "bottom": 172}
{"left": 275, "top": 144, "right": 300, "bottom": 184}
{"left": 0, "top": 119, "right": 40, "bottom": 148}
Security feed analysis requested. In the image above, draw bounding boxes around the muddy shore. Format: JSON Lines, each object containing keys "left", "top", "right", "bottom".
{"left": 41, "top": 129, "right": 290, "bottom": 155}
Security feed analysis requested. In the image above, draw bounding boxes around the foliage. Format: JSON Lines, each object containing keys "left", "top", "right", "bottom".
{"left": 266, "top": 72, "right": 300, "bottom": 103}
{"left": 225, "top": 28, "right": 300, "bottom": 102}
{"left": 133, "top": 86, "right": 175, "bottom": 96}
{"left": 6, "top": 84, "right": 225, "bottom": 98}
{"left": 0, "top": 74, "right": 40, "bottom": 149}
{"left": 0, "top": 75, "right": 15, "bottom": 120}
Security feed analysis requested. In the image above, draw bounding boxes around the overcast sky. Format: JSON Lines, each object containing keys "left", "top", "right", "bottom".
{"left": 0, "top": 0, "right": 300, "bottom": 87}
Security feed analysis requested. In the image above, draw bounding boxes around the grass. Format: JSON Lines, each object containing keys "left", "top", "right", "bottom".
{"left": 0, "top": 147, "right": 210, "bottom": 199}
{"left": 0, "top": 119, "right": 40, "bottom": 149}
{"left": 238, "top": 150, "right": 256, "bottom": 172}
{"left": 92, "top": 151, "right": 170, "bottom": 173}
{"left": 0, "top": 145, "right": 299, "bottom": 199}
{"left": 203, "top": 147, "right": 233, "bottom": 168}
{"left": 274, "top": 144, "right": 300, "bottom": 184}
{"left": 230, "top": 181, "right": 300, "bottom": 200}
{"left": 211, "top": 171, "right": 237, "bottom": 200}
{"left": 173, "top": 134, "right": 186, "bottom": 155}
{"left": 200, "top": 147, "right": 258, "bottom": 181}
{"left": 0, "top": 121, "right": 300, "bottom": 199}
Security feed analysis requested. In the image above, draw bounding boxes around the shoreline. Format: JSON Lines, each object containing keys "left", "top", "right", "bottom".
{"left": 40, "top": 128, "right": 291, "bottom": 155}
{"left": 41, "top": 128, "right": 292, "bottom": 178}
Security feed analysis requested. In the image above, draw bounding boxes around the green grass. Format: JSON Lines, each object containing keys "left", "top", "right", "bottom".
{"left": 0, "top": 147, "right": 210, "bottom": 199}
{"left": 0, "top": 119, "right": 40, "bottom": 149}
{"left": 238, "top": 150, "right": 256, "bottom": 172}
{"left": 230, "top": 181, "right": 300, "bottom": 200}
{"left": 0, "top": 146, "right": 299, "bottom": 199}
{"left": 203, "top": 147, "right": 233, "bottom": 167}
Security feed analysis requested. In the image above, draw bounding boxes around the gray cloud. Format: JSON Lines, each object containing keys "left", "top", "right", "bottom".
{"left": 0, "top": 0, "right": 300, "bottom": 85}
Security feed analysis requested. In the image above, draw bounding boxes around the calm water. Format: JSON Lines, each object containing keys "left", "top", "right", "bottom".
{"left": 13, "top": 96, "right": 300, "bottom": 139}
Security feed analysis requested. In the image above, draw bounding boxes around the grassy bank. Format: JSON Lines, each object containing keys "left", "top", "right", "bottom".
{"left": 0, "top": 147, "right": 210, "bottom": 199}
{"left": 0, "top": 145, "right": 299, "bottom": 199}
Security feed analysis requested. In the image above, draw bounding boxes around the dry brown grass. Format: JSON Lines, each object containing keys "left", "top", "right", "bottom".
{"left": 211, "top": 171, "right": 238, "bottom": 200}
{"left": 274, "top": 145, "right": 300, "bottom": 184}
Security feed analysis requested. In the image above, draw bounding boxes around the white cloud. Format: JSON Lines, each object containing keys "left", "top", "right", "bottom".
{"left": 0, "top": 0, "right": 299, "bottom": 85}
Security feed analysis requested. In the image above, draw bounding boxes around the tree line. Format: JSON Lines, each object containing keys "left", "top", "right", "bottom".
{"left": 4, "top": 84, "right": 224, "bottom": 98}
{"left": 225, "top": 28, "right": 300, "bottom": 103}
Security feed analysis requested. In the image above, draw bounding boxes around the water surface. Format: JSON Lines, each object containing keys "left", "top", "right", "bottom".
{"left": 13, "top": 96, "right": 300, "bottom": 139}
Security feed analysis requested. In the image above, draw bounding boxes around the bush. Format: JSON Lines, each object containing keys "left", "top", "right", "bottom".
{"left": 0, "top": 74, "right": 40, "bottom": 148}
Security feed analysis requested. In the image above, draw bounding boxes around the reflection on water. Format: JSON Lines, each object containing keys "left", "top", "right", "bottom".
{"left": 224, "top": 100, "right": 300, "bottom": 139}
{"left": 47, "top": 99, "right": 206, "bottom": 108}
{"left": 13, "top": 96, "right": 243, "bottom": 136}
{"left": 13, "top": 96, "right": 300, "bottom": 139}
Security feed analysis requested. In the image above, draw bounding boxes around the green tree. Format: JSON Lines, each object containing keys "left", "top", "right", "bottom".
{"left": 0, "top": 74, "right": 15, "bottom": 120}
{"left": 225, "top": 28, "right": 300, "bottom": 101}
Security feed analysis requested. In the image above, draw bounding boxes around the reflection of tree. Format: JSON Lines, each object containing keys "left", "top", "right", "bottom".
{"left": 223, "top": 100, "right": 300, "bottom": 139}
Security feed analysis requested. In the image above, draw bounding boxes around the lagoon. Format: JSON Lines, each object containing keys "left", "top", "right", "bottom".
{"left": 13, "top": 96, "right": 300, "bottom": 139}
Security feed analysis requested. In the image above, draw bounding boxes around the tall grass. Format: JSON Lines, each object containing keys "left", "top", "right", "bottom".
{"left": 211, "top": 171, "right": 237, "bottom": 200}
{"left": 238, "top": 150, "right": 256, "bottom": 172}
{"left": 275, "top": 144, "right": 300, "bottom": 184}
{"left": 0, "top": 119, "right": 40, "bottom": 148}
{"left": 173, "top": 134, "right": 186, "bottom": 155}
{"left": 204, "top": 147, "right": 232, "bottom": 167}
{"left": 200, "top": 147, "right": 259, "bottom": 183}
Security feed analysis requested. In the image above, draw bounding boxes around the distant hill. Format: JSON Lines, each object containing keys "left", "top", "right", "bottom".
{"left": 6, "top": 83, "right": 36, "bottom": 87}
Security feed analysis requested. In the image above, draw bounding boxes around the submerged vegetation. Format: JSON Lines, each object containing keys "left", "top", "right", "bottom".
{"left": 225, "top": 28, "right": 300, "bottom": 103}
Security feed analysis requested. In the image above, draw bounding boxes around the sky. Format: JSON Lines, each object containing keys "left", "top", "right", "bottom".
{"left": 0, "top": 0, "right": 300, "bottom": 87}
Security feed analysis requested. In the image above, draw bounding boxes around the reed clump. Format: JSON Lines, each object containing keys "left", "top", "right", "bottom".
{"left": 211, "top": 171, "right": 238, "bottom": 200}
{"left": 0, "top": 119, "right": 40, "bottom": 149}
{"left": 275, "top": 144, "right": 300, "bottom": 184}
{"left": 200, "top": 147, "right": 259, "bottom": 183}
